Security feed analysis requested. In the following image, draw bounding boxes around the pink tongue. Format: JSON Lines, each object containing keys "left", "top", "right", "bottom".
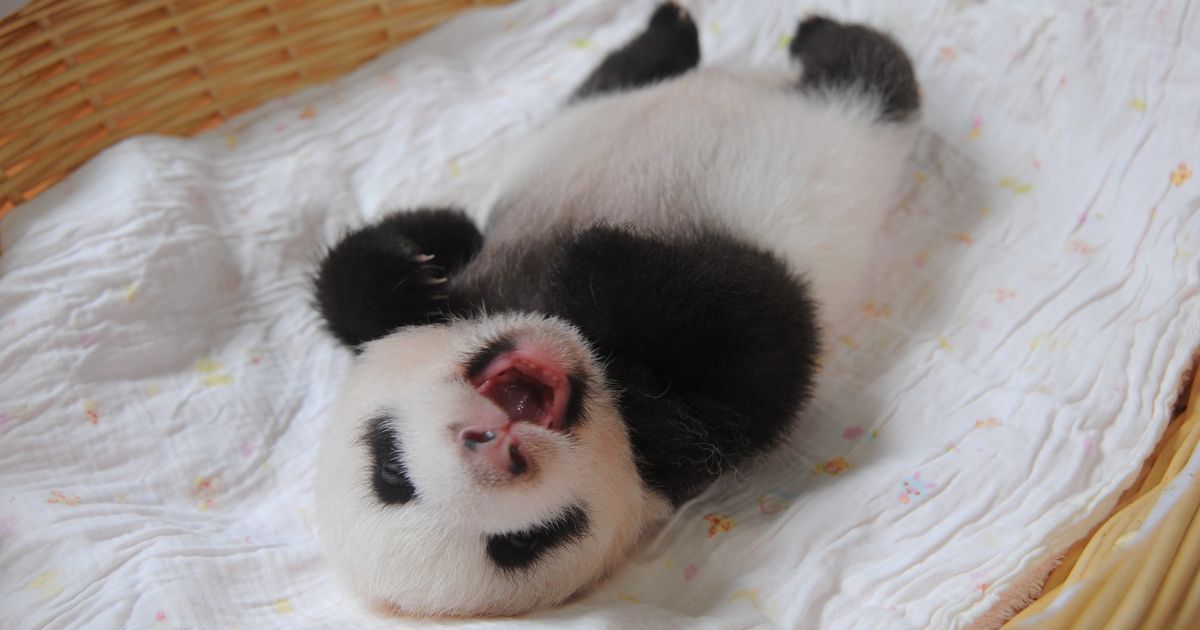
{"left": 491, "top": 381, "right": 545, "bottom": 422}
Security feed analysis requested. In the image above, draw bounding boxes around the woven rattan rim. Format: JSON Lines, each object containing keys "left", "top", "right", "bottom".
{"left": 0, "top": 0, "right": 511, "bottom": 218}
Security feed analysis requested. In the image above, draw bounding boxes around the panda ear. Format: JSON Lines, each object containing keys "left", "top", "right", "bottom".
{"left": 313, "top": 208, "right": 483, "bottom": 350}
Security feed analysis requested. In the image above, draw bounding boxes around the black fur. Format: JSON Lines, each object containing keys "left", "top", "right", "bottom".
{"left": 314, "top": 208, "right": 481, "bottom": 349}
{"left": 572, "top": 2, "right": 700, "bottom": 101}
{"left": 562, "top": 375, "right": 588, "bottom": 433}
{"left": 547, "top": 227, "right": 820, "bottom": 504}
{"left": 363, "top": 416, "right": 418, "bottom": 505}
{"left": 464, "top": 336, "right": 518, "bottom": 381}
{"left": 790, "top": 16, "right": 919, "bottom": 121}
{"left": 485, "top": 505, "right": 589, "bottom": 571}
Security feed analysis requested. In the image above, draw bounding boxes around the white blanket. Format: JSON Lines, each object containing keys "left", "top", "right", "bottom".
{"left": 2, "top": 1, "right": 1198, "bottom": 628}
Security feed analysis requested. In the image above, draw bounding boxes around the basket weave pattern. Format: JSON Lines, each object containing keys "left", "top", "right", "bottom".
{"left": 0, "top": 0, "right": 510, "bottom": 217}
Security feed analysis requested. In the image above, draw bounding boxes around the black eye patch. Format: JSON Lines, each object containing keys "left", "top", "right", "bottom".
{"left": 486, "top": 505, "right": 589, "bottom": 571}
{"left": 562, "top": 374, "right": 588, "bottom": 431}
{"left": 361, "top": 415, "right": 417, "bottom": 505}
{"left": 463, "top": 335, "right": 516, "bottom": 381}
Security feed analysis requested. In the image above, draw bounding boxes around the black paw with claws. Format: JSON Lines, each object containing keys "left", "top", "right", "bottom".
{"left": 314, "top": 208, "right": 482, "bottom": 350}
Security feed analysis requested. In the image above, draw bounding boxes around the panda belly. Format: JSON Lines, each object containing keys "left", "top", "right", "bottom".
{"left": 483, "top": 68, "right": 917, "bottom": 328}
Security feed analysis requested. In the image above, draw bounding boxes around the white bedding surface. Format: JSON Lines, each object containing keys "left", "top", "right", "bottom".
{"left": 2, "top": 1, "right": 1199, "bottom": 628}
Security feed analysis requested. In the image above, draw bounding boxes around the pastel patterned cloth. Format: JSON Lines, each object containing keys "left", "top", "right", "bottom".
{"left": 2, "top": 1, "right": 1198, "bottom": 628}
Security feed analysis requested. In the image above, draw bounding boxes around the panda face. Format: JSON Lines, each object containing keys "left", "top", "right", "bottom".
{"left": 314, "top": 312, "right": 673, "bottom": 616}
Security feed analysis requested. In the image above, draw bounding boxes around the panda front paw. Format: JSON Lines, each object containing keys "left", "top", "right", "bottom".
{"left": 315, "top": 225, "right": 456, "bottom": 350}
{"left": 410, "top": 253, "right": 451, "bottom": 309}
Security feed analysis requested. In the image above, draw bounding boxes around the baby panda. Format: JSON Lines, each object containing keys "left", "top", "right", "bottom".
{"left": 312, "top": 3, "right": 919, "bottom": 618}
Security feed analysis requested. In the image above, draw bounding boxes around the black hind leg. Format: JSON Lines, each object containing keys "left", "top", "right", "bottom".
{"left": 572, "top": 2, "right": 700, "bottom": 102}
{"left": 789, "top": 16, "right": 919, "bottom": 121}
{"left": 314, "top": 208, "right": 482, "bottom": 350}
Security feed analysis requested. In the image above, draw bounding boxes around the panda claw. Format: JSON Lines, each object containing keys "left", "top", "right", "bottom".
{"left": 413, "top": 254, "right": 435, "bottom": 263}
{"left": 424, "top": 276, "right": 449, "bottom": 285}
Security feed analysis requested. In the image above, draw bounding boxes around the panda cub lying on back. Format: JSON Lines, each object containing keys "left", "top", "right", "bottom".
{"left": 312, "top": 3, "right": 918, "bottom": 617}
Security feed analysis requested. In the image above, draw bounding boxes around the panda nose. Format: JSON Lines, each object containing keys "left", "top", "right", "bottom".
{"left": 458, "top": 426, "right": 529, "bottom": 476}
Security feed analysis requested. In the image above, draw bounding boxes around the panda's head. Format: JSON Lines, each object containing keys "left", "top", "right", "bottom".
{"left": 314, "top": 311, "right": 673, "bottom": 617}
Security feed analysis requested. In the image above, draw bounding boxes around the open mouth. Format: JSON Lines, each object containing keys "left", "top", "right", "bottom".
{"left": 471, "top": 349, "right": 571, "bottom": 432}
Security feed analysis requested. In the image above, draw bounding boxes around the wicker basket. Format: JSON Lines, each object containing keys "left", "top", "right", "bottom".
{"left": 3, "top": 2, "right": 1198, "bottom": 627}
{"left": 0, "top": 0, "right": 510, "bottom": 218}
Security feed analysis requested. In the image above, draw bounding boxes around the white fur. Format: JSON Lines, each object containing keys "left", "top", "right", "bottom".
{"left": 315, "top": 68, "right": 916, "bottom": 616}
{"left": 316, "top": 314, "right": 672, "bottom": 616}
{"left": 484, "top": 68, "right": 917, "bottom": 328}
